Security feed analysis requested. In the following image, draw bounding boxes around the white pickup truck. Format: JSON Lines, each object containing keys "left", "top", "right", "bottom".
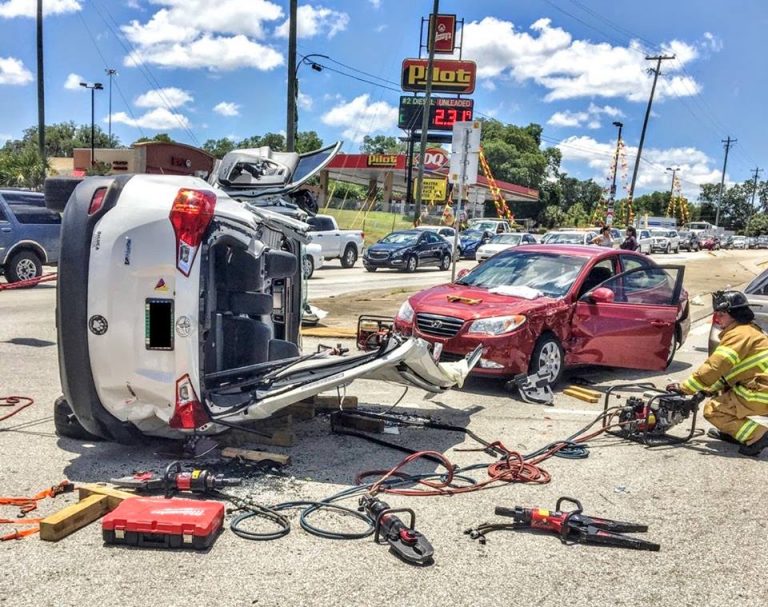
{"left": 307, "top": 214, "right": 364, "bottom": 268}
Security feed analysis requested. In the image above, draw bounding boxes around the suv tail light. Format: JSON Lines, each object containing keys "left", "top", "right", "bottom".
{"left": 169, "top": 374, "right": 209, "bottom": 430}
{"left": 88, "top": 187, "right": 107, "bottom": 215}
{"left": 169, "top": 188, "right": 217, "bottom": 276}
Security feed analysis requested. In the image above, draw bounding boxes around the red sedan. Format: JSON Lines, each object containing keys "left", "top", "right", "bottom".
{"left": 393, "top": 245, "right": 690, "bottom": 385}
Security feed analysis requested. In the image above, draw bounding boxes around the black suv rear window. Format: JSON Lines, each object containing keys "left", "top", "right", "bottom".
{"left": 4, "top": 193, "right": 60, "bottom": 225}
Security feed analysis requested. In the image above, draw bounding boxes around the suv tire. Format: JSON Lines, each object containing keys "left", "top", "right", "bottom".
{"left": 5, "top": 250, "right": 42, "bottom": 284}
{"left": 302, "top": 255, "right": 315, "bottom": 280}
{"left": 54, "top": 396, "right": 103, "bottom": 441}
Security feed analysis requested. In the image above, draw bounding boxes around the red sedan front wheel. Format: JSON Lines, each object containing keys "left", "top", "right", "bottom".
{"left": 528, "top": 334, "right": 565, "bottom": 386}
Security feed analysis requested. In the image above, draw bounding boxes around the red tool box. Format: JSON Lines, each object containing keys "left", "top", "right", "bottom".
{"left": 102, "top": 497, "right": 224, "bottom": 550}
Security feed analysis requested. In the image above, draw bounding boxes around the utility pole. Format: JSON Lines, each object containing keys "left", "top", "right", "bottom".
{"left": 746, "top": 166, "right": 762, "bottom": 237}
{"left": 413, "top": 0, "right": 440, "bottom": 226}
{"left": 666, "top": 166, "right": 680, "bottom": 216}
{"left": 105, "top": 69, "right": 117, "bottom": 144}
{"left": 627, "top": 54, "right": 675, "bottom": 203}
{"left": 607, "top": 120, "right": 623, "bottom": 226}
{"left": 285, "top": 0, "right": 298, "bottom": 152}
{"left": 715, "top": 136, "right": 736, "bottom": 227}
{"left": 36, "top": 0, "right": 45, "bottom": 173}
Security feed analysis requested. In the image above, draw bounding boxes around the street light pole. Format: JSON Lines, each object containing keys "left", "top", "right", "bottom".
{"left": 292, "top": 54, "right": 328, "bottom": 150}
{"left": 80, "top": 81, "right": 104, "bottom": 167}
{"left": 105, "top": 69, "right": 117, "bottom": 143}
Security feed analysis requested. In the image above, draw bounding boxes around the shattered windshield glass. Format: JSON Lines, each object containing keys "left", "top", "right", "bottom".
{"left": 456, "top": 252, "right": 587, "bottom": 298}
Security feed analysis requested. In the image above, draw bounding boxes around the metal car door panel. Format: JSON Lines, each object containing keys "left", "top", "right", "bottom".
{"left": 568, "top": 266, "right": 684, "bottom": 370}
{"left": 0, "top": 205, "right": 14, "bottom": 263}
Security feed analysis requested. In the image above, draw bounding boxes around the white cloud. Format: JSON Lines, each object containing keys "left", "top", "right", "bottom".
{"left": 0, "top": 56, "right": 32, "bottom": 85}
{"left": 557, "top": 135, "right": 721, "bottom": 197}
{"left": 63, "top": 73, "right": 84, "bottom": 90}
{"left": 375, "top": 24, "right": 387, "bottom": 33}
{"left": 369, "top": 0, "right": 381, "bottom": 8}
{"left": 461, "top": 17, "right": 702, "bottom": 102}
{"left": 275, "top": 5, "right": 349, "bottom": 39}
{"left": 213, "top": 101, "right": 240, "bottom": 116}
{"left": 135, "top": 87, "right": 193, "bottom": 109}
{"left": 322, "top": 94, "right": 397, "bottom": 143}
{"left": 297, "top": 91, "right": 313, "bottom": 110}
{"left": 0, "top": 0, "right": 81, "bottom": 18}
{"left": 108, "top": 107, "right": 190, "bottom": 130}
{"left": 547, "top": 103, "right": 624, "bottom": 129}
{"left": 121, "top": 0, "right": 284, "bottom": 71}
{"left": 701, "top": 32, "right": 723, "bottom": 53}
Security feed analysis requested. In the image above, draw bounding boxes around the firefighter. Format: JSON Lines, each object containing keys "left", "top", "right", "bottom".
{"left": 668, "top": 290, "right": 768, "bottom": 456}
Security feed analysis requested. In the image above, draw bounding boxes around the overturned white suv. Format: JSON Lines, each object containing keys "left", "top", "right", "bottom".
{"left": 46, "top": 144, "right": 477, "bottom": 443}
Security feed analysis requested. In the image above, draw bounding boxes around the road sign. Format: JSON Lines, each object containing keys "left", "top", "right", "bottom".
{"left": 401, "top": 59, "right": 477, "bottom": 94}
{"left": 398, "top": 96, "right": 474, "bottom": 131}
{"left": 414, "top": 177, "right": 447, "bottom": 202}
{"left": 449, "top": 121, "right": 481, "bottom": 185}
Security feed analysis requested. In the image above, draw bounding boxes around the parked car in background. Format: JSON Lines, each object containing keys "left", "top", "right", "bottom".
{"left": 731, "top": 235, "right": 748, "bottom": 249}
{"left": 467, "top": 218, "right": 512, "bottom": 234}
{"left": 458, "top": 229, "right": 493, "bottom": 259}
{"left": 476, "top": 232, "right": 537, "bottom": 262}
{"left": 747, "top": 236, "right": 758, "bottom": 249}
{"left": 708, "top": 268, "right": 768, "bottom": 354}
{"left": 700, "top": 233, "right": 721, "bottom": 250}
{"left": 363, "top": 229, "right": 453, "bottom": 272}
{"left": 0, "top": 189, "right": 61, "bottom": 284}
{"left": 649, "top": 229, "right": 680, "bottom": 254}
{"left": 303, "top": 242, "right": 324, "bottom": 279}
{"left": 636, "top": 229, "right": 653, "bottom": 255}
{"left": 678, "top": 231, "right": 700, "bottom": 252}
{"left": 415, "top": 225, "right": 458, "bottom": 257}
{"left": 306, "top": 214, "right": 364, "bottom": 268}
{"left": 541, "top": 230, "right": 597, "bottom": 245}
{"left": 394, "top": 245, "right": 689, "bottom": 386}
{"left": 757, "top": 236, "right": 768, "bottom": 249}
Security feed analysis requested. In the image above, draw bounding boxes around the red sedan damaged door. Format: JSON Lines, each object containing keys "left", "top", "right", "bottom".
{"left": 568, "top": 266, "right": 684, "bottom": 371}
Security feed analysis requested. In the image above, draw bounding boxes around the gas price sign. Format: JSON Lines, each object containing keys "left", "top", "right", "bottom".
{"left": 398, "top": 96, "right": 474, "bottom": 132}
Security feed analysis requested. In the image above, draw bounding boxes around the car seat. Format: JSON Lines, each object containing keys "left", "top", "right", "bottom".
{"left": 579, "top": 266, "right": 613, "bottom": 298}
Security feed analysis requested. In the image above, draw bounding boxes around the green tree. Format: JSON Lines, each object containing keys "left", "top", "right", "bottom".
{"left": 2, "top": 121, "right": 120, "bottom": 158}
{"left": 538, "top": 204, "right": 565, "bottom": 228}
{"left": 563, "top": 202, "right": 590, "bottom": 227}
{"left": 296, "top": 130, "right": 323, "bottom": 154}
{"left": 747, "top": 213, "right": 768, "bottom": 236}
{"left": 0, "top": 148, "right": 49, "bottom": 189}
{"left": 359, "top": 135, "right": 405, "bottom": 154}
{"left": 134, "top": 133, "right": 173, "bottom": 144}
{"left": 202, "top": 137, "right": 237, "bottom": 159}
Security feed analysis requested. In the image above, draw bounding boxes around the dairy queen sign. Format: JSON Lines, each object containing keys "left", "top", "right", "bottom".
{"left": 419, "top": 148, "right": 449, "bottom": 170}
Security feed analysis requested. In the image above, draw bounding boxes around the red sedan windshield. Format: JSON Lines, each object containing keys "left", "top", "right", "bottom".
{"left": 456, "top": 251, "right": 587, "bottom": 298}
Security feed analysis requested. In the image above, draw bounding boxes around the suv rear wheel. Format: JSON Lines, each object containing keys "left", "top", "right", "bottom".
{"left": 5, "top": 250, "right": 42, "bottom": 284}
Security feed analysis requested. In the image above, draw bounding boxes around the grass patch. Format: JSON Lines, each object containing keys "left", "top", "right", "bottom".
{"left": 322, "top": 209, "right": 414, "bottom": 246}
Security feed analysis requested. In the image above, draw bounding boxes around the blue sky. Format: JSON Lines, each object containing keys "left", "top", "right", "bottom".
{"left": 1, "top": 0, "right": 766, "bottom": 197}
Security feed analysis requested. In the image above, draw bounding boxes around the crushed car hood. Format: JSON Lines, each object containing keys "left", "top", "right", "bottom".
{"left": 409, "top": 283, "right": 559, "bottom": 320}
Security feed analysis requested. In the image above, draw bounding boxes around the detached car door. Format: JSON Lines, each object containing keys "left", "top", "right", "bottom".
{"left": 569, "top": 265, "right": 684, "bottom": 371}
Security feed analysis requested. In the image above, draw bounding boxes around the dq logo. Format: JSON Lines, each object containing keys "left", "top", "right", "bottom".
{"left": 420, "top": 148, "right": 449, "bottom": 170}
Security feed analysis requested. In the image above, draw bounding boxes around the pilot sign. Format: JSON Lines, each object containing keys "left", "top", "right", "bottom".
{"left": 398, "top": 96, "right": 474, "bottom": 132}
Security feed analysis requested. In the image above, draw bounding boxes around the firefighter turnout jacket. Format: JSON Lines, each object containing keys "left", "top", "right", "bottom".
{"left": 680, "top": 322, "right": 768, "bottom": 445}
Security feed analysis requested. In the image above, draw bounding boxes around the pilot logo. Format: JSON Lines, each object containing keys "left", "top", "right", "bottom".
{"left": 89, "top": 315, "right": 108, "bottom": 336}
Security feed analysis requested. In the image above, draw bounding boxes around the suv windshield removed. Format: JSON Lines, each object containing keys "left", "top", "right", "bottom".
{"left": 456, "top": 251, "right": 587, "bottom": 298}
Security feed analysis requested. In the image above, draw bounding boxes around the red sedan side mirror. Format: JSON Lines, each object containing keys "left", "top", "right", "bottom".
{"left": 590, "top": 287, "right": 615, "bottom": 303}
{"left": 456, "top": 268, "right": 470, "bottom": 281}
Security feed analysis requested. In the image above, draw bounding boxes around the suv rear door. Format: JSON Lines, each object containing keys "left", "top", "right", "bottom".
{"left": 0, "top": 198, "right": 14, "bottom": 264}
{"left": 569, "top": 265, "right": 684, "bottom": 370}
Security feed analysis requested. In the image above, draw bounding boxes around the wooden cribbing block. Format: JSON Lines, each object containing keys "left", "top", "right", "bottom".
{"left": 563, "top": 388, "right": 599, "bottom": 404}
{"left": 281, "top": 404, "right": 316, "bottom": 421}
{"left": 304, "top": 395, "right": 358, "bottom": 411}
{"left": 331, "top": 412, "right": 385, "bottom": 434}
{"left": 221, "top": 447, "right": 291, "bottom": 467}
{"left": 225, "top": 425, "right": 296, "bottom": 448}
{"left": 39, "top": 494, "right": 110, "bottom": 541}
{"left": 40, "top": 484, "right": 136, "bottom": 542}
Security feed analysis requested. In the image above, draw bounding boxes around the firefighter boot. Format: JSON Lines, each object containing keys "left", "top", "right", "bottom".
{"left": 706, "top": 428, "right": 740, "bottom": 445}
{"left": 738, "top": 431, "right": 768, "bottom": 457}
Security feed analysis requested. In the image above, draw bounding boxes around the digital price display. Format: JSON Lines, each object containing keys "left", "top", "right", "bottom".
{"left": 398, "top": 96, "right": 474, "bottom": 132}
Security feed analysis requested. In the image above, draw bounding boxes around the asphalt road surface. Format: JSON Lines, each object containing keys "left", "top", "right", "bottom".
{"left": 0, "top": 252, "right": 766, "bottom": 607}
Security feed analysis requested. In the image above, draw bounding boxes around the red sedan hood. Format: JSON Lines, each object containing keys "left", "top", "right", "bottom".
{"left": 409, "top": 283, "right": 559, "bottom": 320}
